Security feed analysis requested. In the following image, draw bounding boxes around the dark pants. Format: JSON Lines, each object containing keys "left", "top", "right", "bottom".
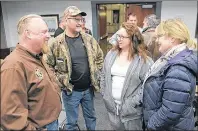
{"left": 62, "top": 88, "right": 96, "bottom": 130}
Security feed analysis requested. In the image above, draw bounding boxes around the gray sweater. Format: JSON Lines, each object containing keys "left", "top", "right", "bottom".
{"left": 100, "top": 50, "right": 153, "bottom": 122}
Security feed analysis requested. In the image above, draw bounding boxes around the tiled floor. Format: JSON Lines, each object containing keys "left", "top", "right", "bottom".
{"left": 58, "top": 92, "right": 113, "bottom": 130}
{"left": 58, "top": 93, "right": 198, "bottom": 130}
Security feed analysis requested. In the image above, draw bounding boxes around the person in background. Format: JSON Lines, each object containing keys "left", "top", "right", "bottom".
{"left": 143, "top": 18, "right": 197, "bottom": 130}
{"left": 1, "top": 14, "right": 62, "bottom": 130}
{"left": 108, "top": 13, "right": 142, "bottom": 46}
{"left": 127, "top": 13, "right": 143, "bottom": 32}
{"left": 54, "top": 16, "right": 66, "bottom": 37}
{"left": 142, "top": 14, "right": 161, "bottom": 61}
{"left": 100, "top": 22, "right": 153, "bottom": 130}
{"left": 81, "top": 17, "right": 92, "bottom": 35}
{"left": 45, "top": 6, "right": 104, "bottom": 130}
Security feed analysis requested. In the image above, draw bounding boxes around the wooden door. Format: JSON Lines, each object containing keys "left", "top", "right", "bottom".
{"left": 125, "top": 4, "right": 155, "bottom": 28}
{"left": 97, "top": 5, "right": 112, "bottom": 57}
{"left": 98, "top": 5, "right": 107, "bottom": 38}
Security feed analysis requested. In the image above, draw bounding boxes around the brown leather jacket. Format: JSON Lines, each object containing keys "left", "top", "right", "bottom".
{"left": 1, "top": 44, "right": 62, "bottom": 130}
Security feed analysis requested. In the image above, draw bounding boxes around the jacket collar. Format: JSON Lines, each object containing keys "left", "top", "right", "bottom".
{"left": 58, "top": 31, "right": 91, "bottom": 45}
{"left": 142, "top": 27, "right": 155, "bottom": 33}
{"left": 16, "top": 44, "right": 43, "bottom": 60}
{"left": 168, "top": 48, "right": 192, "bottom": 64}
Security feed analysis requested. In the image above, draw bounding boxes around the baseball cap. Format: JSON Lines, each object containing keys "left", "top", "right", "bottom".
{"left": 64, "top": 6, "right": 87, "bottom": 17}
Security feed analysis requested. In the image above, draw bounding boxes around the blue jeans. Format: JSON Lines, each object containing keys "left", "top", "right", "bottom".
{"left": 62, "top": 88, "right": 96, "bottom": 130}
{"left": 46, "top": 120, "right": 58, "bottom": 130}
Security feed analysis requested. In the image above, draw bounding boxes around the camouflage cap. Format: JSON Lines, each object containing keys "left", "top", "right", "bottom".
{"left": 64, "top": 6, "right": 87, "bottom": 17}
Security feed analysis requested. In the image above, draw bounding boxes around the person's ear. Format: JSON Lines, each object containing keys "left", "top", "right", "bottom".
{"left": 25, "top": 29, "right": 32, "bottom": 39}
{"left": 169, "top": 36, "right": 177, "bottom": 44}
{"left": 64, "top": 16, "right": 68, "bottom": 23}
{"left": 65, "top": 18, "right": 69, "bottom": 26}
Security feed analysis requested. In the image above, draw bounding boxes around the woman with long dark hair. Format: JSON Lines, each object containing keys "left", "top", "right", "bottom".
{"left": 100, "top": 22, "right": 153, "bottom": 130}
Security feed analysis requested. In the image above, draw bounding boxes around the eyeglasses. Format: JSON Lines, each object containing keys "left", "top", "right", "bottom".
{"left": 116, "top": 34, "right": 130, "bottom": 40}
{"left": 68, "top": 17, "right": 83, "bottom": 23}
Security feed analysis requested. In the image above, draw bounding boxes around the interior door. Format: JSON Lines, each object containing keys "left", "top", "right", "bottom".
{"left": 97, "top": 5, "right": 111, "bottom": 57}
{"left": 98, "top": 5, "right": 107, "bottom": 39}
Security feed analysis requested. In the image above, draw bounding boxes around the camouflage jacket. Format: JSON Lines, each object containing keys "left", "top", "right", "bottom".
{"left": 45, "top": 32, "right": 104, "bottom": 93}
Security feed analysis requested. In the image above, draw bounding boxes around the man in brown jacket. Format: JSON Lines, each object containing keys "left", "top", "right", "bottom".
{"left": 1, "top": 14, "right": 62, "bottom": 130}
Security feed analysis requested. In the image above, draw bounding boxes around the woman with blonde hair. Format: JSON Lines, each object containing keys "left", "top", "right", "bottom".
{"left": 143, "top": 18, "right": 197, "bottom": 130}
{"left": 100, "top": 22, "right": 153, "bottom": 130}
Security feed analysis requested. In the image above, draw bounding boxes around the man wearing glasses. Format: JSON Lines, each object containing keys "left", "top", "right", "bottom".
{"left": 45, "top": 6, "right": 104, "bottom": 130}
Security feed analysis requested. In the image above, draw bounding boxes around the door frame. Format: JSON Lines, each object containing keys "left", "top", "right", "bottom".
{"left": 91, "top": 1, "right": 162, "bottom": 41}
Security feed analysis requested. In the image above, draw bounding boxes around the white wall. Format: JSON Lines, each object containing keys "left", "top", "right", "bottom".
{"left": 1, "top": 11, "right": 7, "bottom": 49}
{"left": 161, "top": 1, "right": 197, "bottom": 39}
{"left": 1, "top": 1, "right": 92, "bottom": 48}
{"left": 1, "top": 1, "right": 197, "bottom": 48}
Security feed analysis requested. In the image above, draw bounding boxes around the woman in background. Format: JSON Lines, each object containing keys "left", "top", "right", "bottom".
{"left": 100, "top": 22, "right": 153, "bottom": 130}
{"left": 143, "top": 18, "right": 197, "bottom": 130}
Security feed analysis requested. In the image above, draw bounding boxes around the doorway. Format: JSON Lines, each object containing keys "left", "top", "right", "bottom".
{"left": 92, "top": 2, "right": 160, "bottom": 57}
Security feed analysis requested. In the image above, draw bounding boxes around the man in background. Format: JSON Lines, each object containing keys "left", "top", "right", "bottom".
{"left": 54, "top": 16, "right": 66, "bottom": 37}
{"left": 108, "top": 13, "right": 142, "bottom": 45}
{"left": 81, "top": 17, "right": 92, "bottom": 35}
{"left": 127, "top": 13, "right": 143, "bottom": 32}
{"left": 142, "top": 14, "right": 161, "bottom": 61}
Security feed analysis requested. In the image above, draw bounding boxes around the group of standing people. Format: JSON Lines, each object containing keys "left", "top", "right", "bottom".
{"left": 105, "top": 13, "right": 197, "bottom": 130}
{"left": 1, "top": 5, "right": 197, "bottom": 131}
